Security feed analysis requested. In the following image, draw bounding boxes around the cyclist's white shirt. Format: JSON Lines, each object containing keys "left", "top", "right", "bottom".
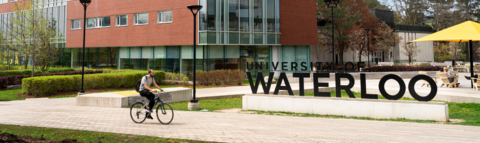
{"left": 140, "top": 75, "right": 154, "bottom": 91}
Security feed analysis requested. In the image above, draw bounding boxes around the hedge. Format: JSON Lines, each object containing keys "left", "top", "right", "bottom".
{"left": 22, "top": 71, "right": 165, "bottom": 97}
{"left": 195, "top": 70, "right": 245, "bottom": 86}
{"left": 362, "top": 66, "right": 442, "bottom": 72}
{"left": 0, "top": 70, "right": 103, "bottom": 89}
{"left": 0, "top": 68, "right": 74, "bottom": 77}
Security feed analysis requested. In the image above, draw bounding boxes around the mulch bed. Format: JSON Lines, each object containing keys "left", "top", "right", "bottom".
{"left": 0, "top": 132, "right": 95, "bottom": 143}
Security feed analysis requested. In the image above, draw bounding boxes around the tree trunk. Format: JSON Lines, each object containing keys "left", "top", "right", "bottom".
{"left": 31, "top": 58, "right": 34, "bottom": 77}
{"left": 358, "top": 50, "right": 362, "bottom": 63}
{"left": 7, "top": 49, "right": 10, "bottom": 70}
{"left": 339, "top": 43, "right": 345, "bottom": 65}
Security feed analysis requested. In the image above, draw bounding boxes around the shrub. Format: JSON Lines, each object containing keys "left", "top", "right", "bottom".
{"left": 0, "top": 70, "right": 103, "bottom": 89}
{"left": 0, "top": 70, "right": 41, "bottom": 77}
{"left": 0, "top": 68, "right": 75, "bottom": 77}
{"left": 44, "top": 68, "right": 75, "bottom": 73}
{"left": 0, "top": 65, "right": 24, "bottom": 71}
{"left": 441, "top": 56, "right": 452, "bottom": 61}
{"left": 182, "top": 77, "right": 189, "bottom": 86}
{"left": 232, "top": 70, "right": 246, "bottom": 85}
{"left": 22, "top": 70, "right": 165, "bottom": 97}
{"left": 362, "top": 66, "right": 442, "bottom": 72}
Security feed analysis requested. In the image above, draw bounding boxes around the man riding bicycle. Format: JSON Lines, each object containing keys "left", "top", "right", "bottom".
{"left": 139, "top": 69, "right": 164, "bottom": 119}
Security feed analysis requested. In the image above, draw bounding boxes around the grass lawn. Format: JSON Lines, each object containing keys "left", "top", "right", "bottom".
{"left": 0, "top": 89, "right": 24, "bottom": 101}
{"left": 169, "top": 98, "right": 242, "bottom": 111}
{"left": 0, "top": 124, "right": 214, "bottom": 143}
{"left": 168, "top": 91, "right": 480, "bottom": 126}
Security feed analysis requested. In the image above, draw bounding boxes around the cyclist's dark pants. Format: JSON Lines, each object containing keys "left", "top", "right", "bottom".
{"left": 140, "top": 90, "right": 155, "bottom": 110}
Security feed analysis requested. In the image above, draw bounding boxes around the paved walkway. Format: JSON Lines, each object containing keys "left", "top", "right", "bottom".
{"left": 1, "top": 98, "right": 480, "bottom": 142}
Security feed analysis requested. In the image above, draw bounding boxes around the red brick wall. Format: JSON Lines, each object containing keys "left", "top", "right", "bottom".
{"left": 0, "top": 0, "right": 28, "bottom": 13}
{"left": 66, "top": 0, "right": 198, "bottom": 48}
{"left": 280, "top": 0, "right": 317, "bottom": 45}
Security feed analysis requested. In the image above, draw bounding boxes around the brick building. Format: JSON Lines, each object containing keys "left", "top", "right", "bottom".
{"left": 0, "top": 0, "right": 317, "bottom": 76}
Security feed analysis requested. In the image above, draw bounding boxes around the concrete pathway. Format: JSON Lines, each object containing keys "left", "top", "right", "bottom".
{"left": 1, "top": 98, "right": 480, "bottom": 142}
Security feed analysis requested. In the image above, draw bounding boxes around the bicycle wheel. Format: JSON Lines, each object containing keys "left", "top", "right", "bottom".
{"left": 130, "top": 102, "right": 147, "bottom": 124}
{"left": 156, "top": 103, "right": 174, "bottom": 124}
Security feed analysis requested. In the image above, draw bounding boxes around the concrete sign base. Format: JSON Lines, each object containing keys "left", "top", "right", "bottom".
{"left": 243, "top": 94, "right": 449, "bottom": 122}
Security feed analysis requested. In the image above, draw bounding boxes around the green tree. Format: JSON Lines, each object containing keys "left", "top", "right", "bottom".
{"left": 318, "top": 0, "right": 377, "bottom": 64}
{"left": 8, "top": 0, "right": 59, "bottom": 75}
{"left": 365, "top": 0, "right": 390, "bottom": 10}
{"left": 35, "top": 19, "right": 60, "bottom": 71}
{"left": 392, "top": 0, "right": 430, "bottom": 25}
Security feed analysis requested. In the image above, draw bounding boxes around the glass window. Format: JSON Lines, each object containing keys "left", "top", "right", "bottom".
{"left": 59, "top": 6, "right": 65, "bottom": 36}
{"left": 275, "top": 0, "right": 280, "bottom": 33}
{"left": 253, "top": 0, "right": 263, "bottom": 32}
{"left": 134, "top": 13, "right": 148, "bottom": 25}
{"left": 102, "top": 17, "right": 110, "bottom": 27}
{"left": 276, "top": 34, "right": 281, "bottom": 44}
{"left": 239, "top": 0, "right": 249, "bottom": 32}
{"left": 116, "top": 15, "right": 128, "bottom": 26}
{"left": 158, "top": 10, "right": 173, "bottom": 23}
{"left": 225, "top": 45, "right": 240, "bottom": 70}
{"left": 267, "top": 34, "right": 275, "bottom": 44}
{"left": 296, "top": 46, "right": 310, "bottom": 72}
{"left": 282, "top": 46, "right": 296, "bottom": 73}
{"left": 87, "top": 16, "right": 110, "bottom": 28}
{"left": 71, "top": 19, "right": 81, "bottom": 29}
{"left": 207, "top": 32, "right": 216, "bottom": 44}
{"left": 87, "top": 18, "right": 96, "bottom": 28}
{"left": 229, "top": 32, "right": 239, "bottom": 44}
{"left": 254, "top": 33, "right": 263, "bottom": 44}
{"left": 219, "top": 0, "right": 225, "bottom": 31}
{"left": 166, "top": 46, "right": 180, "bottom": 73}
{"left": 240, "top": 33, "right": 249, "bottom": 44}
{"left": 207, "top": 0, "right": 216, "bottom": 30}
{"left": 257, "top": 46, "right": 271, "bottom": 75}
{"left": 266, "top": 0, "right": 275, "bottom": 32}
{"left": 199, "top": 32, "right": 207, "bottom": 44}
{"left": 208, "top": 45, "right": 224, "bottom": 70}
{"left": 228, "top": 0, "right": 239, "bottom": 31}
{"left": 180, "top": 46, "right": 201, "bottom": 76}
{"left": 199, "top": 0, "right": 207, "bottom": 30}
{"left": 154, "top": 46, "right": 166, "bottom": 71}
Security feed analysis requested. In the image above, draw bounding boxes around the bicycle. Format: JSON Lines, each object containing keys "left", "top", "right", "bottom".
{"left": 130, "top": 94, "right": 174, "bottom": 124}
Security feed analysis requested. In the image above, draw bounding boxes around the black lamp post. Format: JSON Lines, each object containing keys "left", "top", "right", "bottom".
{"left": 187, "top": 5, "right": 203, "bottom": 104}
{"left": 365, "top": 28, "right": 371, "bottom": 67}
{"left": 79, "top": 0, "right": 91, "bottom": 94}
{"left": 324, "top": 0, "right": 339, "bottom": 71}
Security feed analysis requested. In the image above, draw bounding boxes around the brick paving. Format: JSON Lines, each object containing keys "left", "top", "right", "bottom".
{"left": 1, "top": 98, "right": 480, "bottom": 142}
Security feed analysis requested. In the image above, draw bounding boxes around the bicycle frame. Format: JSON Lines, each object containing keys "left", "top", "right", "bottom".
{"left": 136, "top": 97, "right": 166, "bottom": 115}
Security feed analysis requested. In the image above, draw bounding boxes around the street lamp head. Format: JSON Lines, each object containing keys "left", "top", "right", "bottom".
{"left": 187, "top": 5, "right": 203, "bottom": 15}
{"left": 324, "top": 0, "right": 339, "bottom": 8}
{"left": 79, "top": 0, "right": 91, "bottom": 6}
{"left": 364, "top": 28, "right": 371, "bottom": 31}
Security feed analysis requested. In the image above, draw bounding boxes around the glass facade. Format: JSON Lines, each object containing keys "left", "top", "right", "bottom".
{"left": 62, "top": 45, "right": 309, "bottom": 75}
{"left": 0, "top": 1, "right": 67, "bottom": 66}
{"left": 199, "top": 0, "right": 281, "bottom": 45}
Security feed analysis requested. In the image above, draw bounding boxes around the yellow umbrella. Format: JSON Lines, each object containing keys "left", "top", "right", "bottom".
{"left": 410, "top": 21, "right": 479, "bottom": 88}
{"left": 411, "top": 21, "right": 480, "bottom": 42}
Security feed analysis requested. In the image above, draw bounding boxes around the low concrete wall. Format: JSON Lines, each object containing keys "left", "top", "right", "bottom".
{"left": 287, "top": 71, "right": 438, "bottom": 83}
{"left": 76, "top": 94, "right": 129, "bottom": 108}
{"left": 127, "top": 88, "right": 192, "bottom": 107}
{"left": 76, "top": 88, "right": 192, "bottom": 108}
{"left": 243, "top": 94, "right": 449, "bottom": 122}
